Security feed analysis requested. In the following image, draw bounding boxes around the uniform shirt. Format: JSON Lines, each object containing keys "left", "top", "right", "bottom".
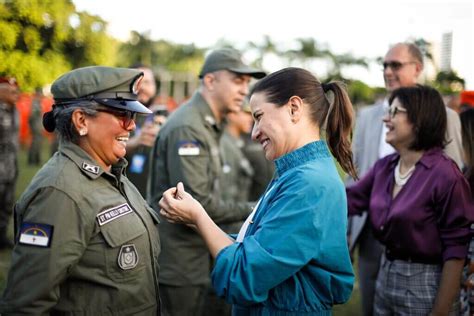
{"left": 220, "top": 131, "right": 254, "bottom": 203}
{"left": 212, "top": 141, "right": 354, "bottom": 315}
{"left": 347, "top": 148, "right": 473, "bottom": 263}
{"left": 148, "top": 91, "right": 253, "bottom": 286}
{"left": 0, "top": 101, "right": 18, "bottom": 183}
{"left": 0, "top": 142, "right": 161, "bottom": 315}
{"left": 219, "top": 131, "right": 255, "bottom": 234}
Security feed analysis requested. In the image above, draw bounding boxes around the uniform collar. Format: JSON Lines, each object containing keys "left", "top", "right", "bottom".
{"left": 274, "top": 140, "right": 331, "bottom": 176}
{"left": 191, "top": 92, "right": 223, "bottom": 134}
{"left": 59, "top": 141, "right": 127, "bottom": 180}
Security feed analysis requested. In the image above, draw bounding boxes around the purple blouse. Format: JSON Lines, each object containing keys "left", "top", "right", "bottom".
{"left": 347, "top": 147, "right": 474, "bottom": 263}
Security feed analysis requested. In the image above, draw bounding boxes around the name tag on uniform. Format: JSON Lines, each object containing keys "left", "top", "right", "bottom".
{"left": 97, "top": 203, "right": 132, "bottom": 226}
{"left": 18, "top": 222, "right": 53, "bottom": 247}
{"left": 178, "top": 141, "right": 200, "bottom": 156}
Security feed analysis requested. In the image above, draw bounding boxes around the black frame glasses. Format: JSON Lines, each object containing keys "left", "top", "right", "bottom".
{"left": 386, "top": 106, "right": 407, "bottom": 118}
{"left": 382, "top": 61, "right": 417, "bottom": 71}
{"left": 95, "top": 108, "right": 137, "bottom": 129}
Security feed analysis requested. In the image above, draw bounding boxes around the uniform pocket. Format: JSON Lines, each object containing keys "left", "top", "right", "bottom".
{"left": 100, "top": 212, "right": 148, "bottom": 280}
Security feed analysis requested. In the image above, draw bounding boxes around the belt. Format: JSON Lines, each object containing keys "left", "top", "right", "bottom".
{"left": 385, "top": 249, "right": 441, "bottom": 265}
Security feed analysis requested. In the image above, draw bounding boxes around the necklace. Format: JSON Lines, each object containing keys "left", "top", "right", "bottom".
{"left": 394, "top": 159, "right": 416, "bottom": 186}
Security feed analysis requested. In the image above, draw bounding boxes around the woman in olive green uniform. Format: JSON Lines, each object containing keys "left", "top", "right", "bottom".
{"left": 0, "top": 66, "right": 161, "bottom": 315}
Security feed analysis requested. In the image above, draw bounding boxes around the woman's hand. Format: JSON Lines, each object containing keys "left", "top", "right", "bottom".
{"left": 159, "top": 182, "right": 205, "bottom": 226}
{"left": 159, "top": 182, "right": 234, "bottom": 257}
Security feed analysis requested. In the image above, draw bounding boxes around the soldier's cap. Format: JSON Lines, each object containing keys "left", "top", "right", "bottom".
{"left": 43, "top": 66, "right": 152, "bottom": 132}
{"left": 0, "top": 76, "right": 19, "bottom": 88}
{"left": 51, "top": 66, "right": 151, "bottom": 114}
{"left": 199, "top": 49, "right": 266, "bottom": 79}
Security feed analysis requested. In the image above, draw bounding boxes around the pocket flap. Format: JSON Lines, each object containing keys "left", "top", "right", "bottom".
{"left": 100, "top": 212, "right": 146, "bottom": 248}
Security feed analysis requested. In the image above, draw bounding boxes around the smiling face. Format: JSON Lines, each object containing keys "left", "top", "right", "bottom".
{"left": 383, "top": 98, "right": 415, "bottom": 151}
{"left": 77, "top": 109, "right": 136, "bottom": 170}
{"left": 383, "top": 44, "right": 422, "bottom": 92}
{"left": 250, "top": 92, "right": 295, "bottom": 161}
{"left": 209, "top": 70, "right": 252, "bottom": 116}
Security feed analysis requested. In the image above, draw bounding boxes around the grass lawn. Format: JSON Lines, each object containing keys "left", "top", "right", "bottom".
{"left": 0, "top": 143, "right": 362, "bottom": 315}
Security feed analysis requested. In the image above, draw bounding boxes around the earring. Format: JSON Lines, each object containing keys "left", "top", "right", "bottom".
{"left": 79, "top": 129, "right": 88, "bottom": 136}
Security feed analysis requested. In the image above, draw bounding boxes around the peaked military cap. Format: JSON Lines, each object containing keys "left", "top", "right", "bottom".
{"left": 199, "top": 48, "right": 266, "bottom": 79}
{"left": 44, "top": 66, "right": 152, "bottom": 132}
{"left": 51, "top": 66, "right": 151, "bottom": 114}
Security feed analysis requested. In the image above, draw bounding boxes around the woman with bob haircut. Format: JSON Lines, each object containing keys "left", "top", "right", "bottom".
{"left": 347, "top": 85, "right": 473, "bottom": 315}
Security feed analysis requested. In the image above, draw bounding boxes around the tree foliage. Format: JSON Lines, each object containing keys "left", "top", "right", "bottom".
{"left": 0, "top": 0, "right": 117, "bottom": 91}
{"left": 117, "top": 31, "right": 205, "bottom": 76}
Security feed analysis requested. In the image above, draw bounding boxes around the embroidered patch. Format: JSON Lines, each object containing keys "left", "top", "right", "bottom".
{"left": 96, "top": 203, "right": 132, "bottom": 226}
{"left": 82, "top": 162, "right": 100, "bottom": 174}
{"left": 118, "top": 244, "right": 139, "bottom": 270}
{"left": 18, "top": 222, "right": 53, "bottom": 247}
{"left": 178, "top": 141, "right": 200, "bottom": 156}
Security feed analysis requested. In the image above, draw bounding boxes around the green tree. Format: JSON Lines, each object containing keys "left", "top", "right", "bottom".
{"left": 118, "top": 33, "right": 205, "bottom": 76}
{"left": 432, "top": 70, "right": 465, "bottom": 94}
{"left": 0, "top": 0, "right": 117, "bottom": 91}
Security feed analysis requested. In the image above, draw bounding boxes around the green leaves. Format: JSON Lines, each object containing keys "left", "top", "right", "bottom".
{"left": 0, "top": 0, "right": 116, "bottom": 91}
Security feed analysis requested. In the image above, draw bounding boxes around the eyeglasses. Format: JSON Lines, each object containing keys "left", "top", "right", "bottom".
{"left": 382, "top": 61, "right": 417, "bottom": 71}
{"left": 385, "top": 106, "right": 407, "bottom": 118}
{"left": 95, "top": 109, "right": 137, "bottom": 129}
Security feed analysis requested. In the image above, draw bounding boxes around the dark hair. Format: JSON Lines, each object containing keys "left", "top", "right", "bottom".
{"left": 54, "top": 101, "right": 99, "bottom": 144}
{"left": 460, "top": 108, "right": 474, "bottom": 180}
{"left": 388, "top": 85, "right": 447, "bottom": 151}
{"left": 250, "top": 67, "right": 357, "bottom": 179}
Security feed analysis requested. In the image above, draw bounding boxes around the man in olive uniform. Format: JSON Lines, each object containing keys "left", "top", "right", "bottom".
{"left": 148, "top": 48, "right": 265, "bottom": 316}
{"left": 0, "top": 67, "right": 161, "bottom": 314}
{"left": 0, "top": 77, "right": 19, "bottom": 249}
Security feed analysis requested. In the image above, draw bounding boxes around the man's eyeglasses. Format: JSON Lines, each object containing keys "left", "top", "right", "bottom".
{"left": 385, "top": 106, "right": 407, "bottom": 118}
{"left": 382, "top": 61, "right": 417, "bottom": 71}
{"left": 95, "top": 108, "right": 137, "bottom": 129}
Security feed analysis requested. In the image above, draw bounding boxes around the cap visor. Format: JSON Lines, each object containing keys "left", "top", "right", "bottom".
{"left": 229, "top": 67, "right": 266, "bottom": 79}
{"left": 96, "top": 99, "right": 152, "bottom": 114}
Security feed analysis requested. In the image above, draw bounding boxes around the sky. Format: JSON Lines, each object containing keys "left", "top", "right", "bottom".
{"left": 73, "top": 0, "right": 473, "bottom": 89}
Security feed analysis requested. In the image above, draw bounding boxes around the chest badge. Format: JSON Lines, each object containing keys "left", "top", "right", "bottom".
{"left": 118, "top": 244, "right": 139, "bottom": 270}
